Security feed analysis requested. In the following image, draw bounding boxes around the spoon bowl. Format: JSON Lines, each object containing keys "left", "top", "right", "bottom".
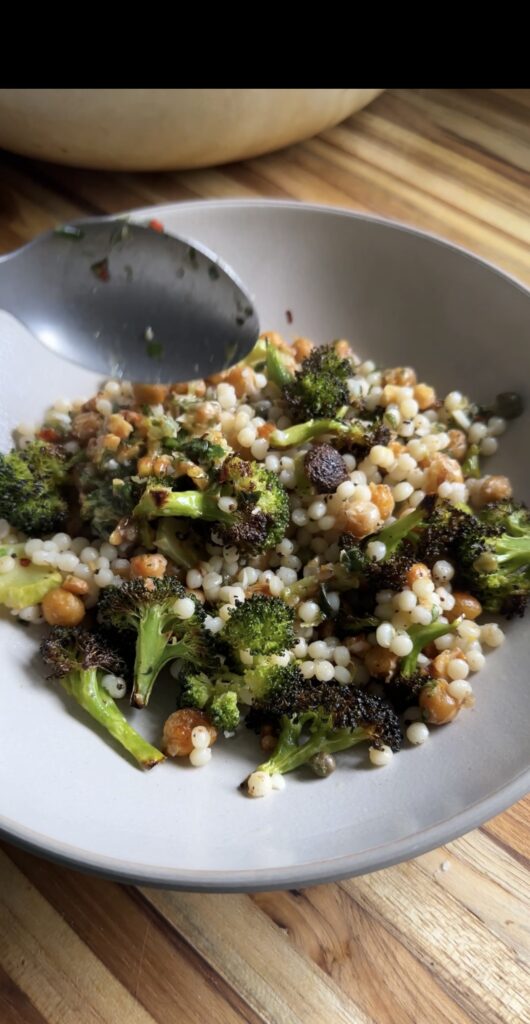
{"left": 0, "top": 217, "right": 260, "bottom": 382}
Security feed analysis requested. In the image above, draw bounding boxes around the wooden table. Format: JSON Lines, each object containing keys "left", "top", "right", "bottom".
{"left": 0, "top": 89, "right": 529, "bottom": 1024}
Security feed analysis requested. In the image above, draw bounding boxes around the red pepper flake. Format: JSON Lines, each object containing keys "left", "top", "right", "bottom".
{"left": 285, "top": 309, "right": 293, "bottom": 324}
{"left": 91, "top": 258, "right": 110, "bottom": 282}
{"left": 37, "top": 428, "right": 60, "bottom": 443}
{"left": 148, "top": 219, "right": 164, "bottom": 233}
{"left": 19, "top": 557, "right": 31, "bottom": 567}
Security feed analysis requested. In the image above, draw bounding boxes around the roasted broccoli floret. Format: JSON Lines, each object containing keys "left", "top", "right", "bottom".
{"left": 98, "top": 577, "right": 216, "bottom": 708}
{"left": 456, "top": 501, "right": 530, "bottom": 616}
{"left": 246, "top": 673, "right": 401, "bottom": 781}
{"left": 222, "top": 595, "right": 296, "bottom": 658}
{"left": 40, "top": 627, "right": 164, "bottom": 769}
{"left": 133, "top": 456, "right": 289, "bottom": 551}
{"left": 79, "top": 474, "right": 141, "bottom": 539}
{"left": 0, "top": 440, "right": 69, "bottom": 534}
{"left": 163, "top": 432, "right": 230, "bottom": 471}
{"left": 283, "top": 344, "right": 352, "bottom": 421}
{"left": 180, "top": 672, "right": 241, "bottom": 730}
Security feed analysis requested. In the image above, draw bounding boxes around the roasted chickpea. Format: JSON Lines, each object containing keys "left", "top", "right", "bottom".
{"left": 414, "top": 383, "right": 436, "bottom": 410}
{"left": 42, "top": 588, "right": 85, "bottom": 626}
{"left": 335, "top": 500, "right": 382, "bottom": 539}
{"left": 130, "top": 554, "right": 168, "bottom": 579}
{"left": 132, "top": 383, "right": 169, "bottom": 405}
{"left": 447, "top": 592, "right": 482, "bottom": 622}
{"left": 424, "top": 453, "right": 463, "bottom": 493}
{"left": 447, "top": 429, "right": 467, "bottom": 461}
{"left": 162, "top": 709, "right": 217, "bottom": 757}
{"left": 369, "top": 483, "right": 395, "bottom": 521}
{"left": 364, "top": 646, "right": 398, "bottom": 681}
{"left": 419, "top": 679, "right": 460, "bottom": 724}
{"left": 474, "top": 475, "right": 513, "bottom": 507}
{"left": 406, "top": 562, "right": 431, "bottom": 587}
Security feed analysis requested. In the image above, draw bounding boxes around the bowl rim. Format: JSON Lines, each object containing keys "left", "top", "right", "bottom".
{"left": 1, "top": 198, "right": 529, "bottom": 891}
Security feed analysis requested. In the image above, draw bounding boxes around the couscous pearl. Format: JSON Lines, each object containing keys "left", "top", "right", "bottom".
{"left": 277, "top": 538, "right": 294, "bottom": 556}
{"left": 376, "top": 622, "right": 395, "bottom": 648}
{"left": 191, "top": 726, "right": 211, "bottom": 750}
{"left": 369, "top": 745, "right": 393, "bottom": 767}
{"left": 103, "top": 380, "right": 121, "bottom": 396}
{"left": 100, "top": 543, "right": 118, "bottom": 561}
{"left": 265, "top": 454, "right": 280, "bottom": 473}
{"left": 366, "top": 541, "right": 387, "bottom": 562}
{"left": 352, "top": 484, "right": 372, "bottom": 503}
{"left": 292, "top": 508, "right": 308, "bottom": 526}
{"left": 42, "top": 540, "right": 58, "bottom": 552}
{"left": 467, "top": 650, "right": 486, "bottom": 672}
{"left": 234, "top": 410, "right": 250, "bottom": 429}
{"left": 238, "top": 425, "right": 257, "bottom": 448}
{"left": 343, "top": 454, "right": 356, "bottom": 471}
{"left": 308, "top": 500, "right": 326, "bottom": 521}
{"left": 94, "top": 569, "right": 114, "bottom": 587}
{"left": 186, "top": 569, "right": 203, "bottom": 590}
{"left": 301, "top": 661, "right": 315, "bottom": 678}
{"left": 190, "top": 747, "right": 212, "bottom": 767}
{"left": 204, "top": 615, "right": 224, "bottom": 634}
{"left": 400, "top": 398, "right": 419, "bottom": 419}
{"left": 448, "top": 679, "right": 473, "bottom": 700}
{"left": 271, "top": 773, "right": 286, "bottom": 791}
{"left": 395, "top": 590, "right": 417, "bottom": 612}
{"left": 390, "top": 633, "right": 414, "bottom": 657}
{"left": 308, "top": 641, "right": 329, "bottom": 660}
{"left": 315, "top": 660, "right": 335, "bottom": 682}
{"left": 410, "top": 605, "right": 433, "bottom": 625}
{"left": 325, "top": 592, "right": 341, "bottom": 613}
{"left": 73, "top": 563, "right": 91, "bottom": 580}
{"left": 52, "top": 533, "right": 71, "bottom": 551}
{"left": 173, "top": 597, "right": 196, "bottom": 620}
{"left": 0, "top": 555, "right": 16, "bottom": 574}
{"left": 80, "top": 546, "right": 98, "bottom": 565}
{"left": 247, "top": 770, "right": 272, "bottom": 797}
{"left": 445, "top": 391, "right": 463, "bottom": 412}
{"left": 487, "top": 416, "right": 506, "bottom": 437}
{"left": 437, "top": 588, "right": 455, "bottom": 611}
{"left": 56, "top": 552, "right": 79, "bottom": 573}
{"left": 96, "top": 397, "right": 113, "bottom": 416}
{"left": 18, "top": 605, "right": 44, "bottom": 624}
{"left": 294, "top": 639, "right": 308, "bottom": 658}
{"left": 70, "top": 537, "right": 89, "bottom": 555}
{"left": 32, "top": 550, "right": 57, "bottom": 567}
{"left": 434, "top": 634, "right": 456, "bottom": 651}
{"left": 480, "top": 436, "right": 498, "bottom": 456}
{"left": 299, "top": 600, "right": 320, "bottom": 623}
{"left": 217, "top": 383, "right": 237, "bottom": 409}
{"left": 406, "top": 722, "right": 429, "bottom": 745}
{"left": 334, "top": 666, "right": 352, "bottom": 684}
{"left": 95, "top": 556, "right": 110, "bottom": 570}
{"left": 412, "top": 578, "right": 435, "bottom": 600}
{"left": 369, "top": 445, "right": 394, "bottom": 469}
{"left": 468, "top": 422, "right": 488, "bottom": 443}
{"left": 333, "top": 646, "right": 351, "bottom": 667}
{"left": 101, "top": 674, "right": 127, "bottom": 698}
{"left": 375, "top": 602, "right": 393, "bottom": 620}
{"left": 203, "top": 572, "right": 223, "bottom": 591}
{"left": 457, "top": 620, "right": 481, "bottom": 641}
{"left": 392, "top": 481, "right": 414, "bottom": 503}
{"left": 481, "top": 623, "right": 505, "bottom": 648}
{"left": 251, "top": 438, "right": 269, "bottom": 460}
{"left": 277, "top": 567, "right": 298, "bottom": 586}
{"left": 447, "top": 658, "right": 469, "bottom": 680}
{"left": 433, "top": 560, "right": 455, "bottom": 582}
{"left": 24, "top": 538, "right": 42, "bottom": 556}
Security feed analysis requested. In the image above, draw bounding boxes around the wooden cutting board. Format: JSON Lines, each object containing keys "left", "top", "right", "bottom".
{"left": 0, "top": 88, "right": 529, "bottom": 1024}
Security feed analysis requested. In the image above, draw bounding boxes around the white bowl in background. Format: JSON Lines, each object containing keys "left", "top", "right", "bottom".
{"left": 0, "top": 88, "right": 383, "bottom": 170}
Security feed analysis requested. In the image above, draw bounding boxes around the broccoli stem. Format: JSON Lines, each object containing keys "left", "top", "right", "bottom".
{"left": 60, "top": 669, "right": 164, "bottom": 768}
{"left": 400, "top": 615, "right": 463, "bottom": 678}
{"left": 132, "top": 606, "right": 195, "bottom": 707}
{"left": 258, "top": 715, "right": 370, "bottom": 776}
{"left": 375, "top": 505, "right": 427, "bottom": 557}
{"left": 134, "top": 488, "right": 231, "bottom": 523}
{"left": 266, "top": 343, "right": 293, "bottom": 388}
{"left": 154, "top": 520, "right": 200, "bottom": 570}
{"left": 269, "top": 418, "right": 349, "bottom": 448}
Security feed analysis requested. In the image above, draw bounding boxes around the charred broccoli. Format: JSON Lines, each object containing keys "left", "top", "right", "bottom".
{"left": 269, "top": 417, "right": 389, "bottom": 451}
{"left": 98, "top": 577, "right": 216, "bottom": 708}
{"left": 389, "top": 614, "right": 464, "bottom": 708}
{"left": 79, "top": 474, "right": 140, "bottom": 539}
{"left": 180, "top": 672, "right": 241, "bottom": 730}
{"left": 456, "top": 501, "right": 530, "bottom": 616}
{"left": 283, "top": 344, "right": 352, "bottom": 421}
{"left": 0, "top": 440, "right": 69, "bottom": 534}
{"left": 303, "top": 443, "right": 348, "bottom": 493}
{"left": 246, "top": 672, "right": 401, "bottom": 781}
{"left": 222, "top": 595, "right": 296, "bottom": 658}
{"left": 133, "top": 456, "right": 289, "bottom": 551}
{"left": 40, "top": 627, "right": 164, "bottom": 769}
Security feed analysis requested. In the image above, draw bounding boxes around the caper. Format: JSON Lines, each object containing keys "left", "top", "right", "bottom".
{"left": 309, "top": 751, "right": 336, "bottom": 777}
{"left": 495, "top": 391, "right": 524, "bottom": 420}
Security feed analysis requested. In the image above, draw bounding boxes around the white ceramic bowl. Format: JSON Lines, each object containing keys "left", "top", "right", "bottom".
{"left": 0, "top": 200, "right": 529, "bottom": 891}
{"left": 0, "top": 89, "right": 383, "bottom": 170}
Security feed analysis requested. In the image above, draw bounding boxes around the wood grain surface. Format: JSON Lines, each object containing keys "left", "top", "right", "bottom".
{"left": 0, "top": 88, "right": 529, "bottom": 1024}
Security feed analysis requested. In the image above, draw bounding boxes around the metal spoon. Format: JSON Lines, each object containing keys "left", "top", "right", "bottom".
{"left": 0, "top": 216, "right": 260, "bottom": 382}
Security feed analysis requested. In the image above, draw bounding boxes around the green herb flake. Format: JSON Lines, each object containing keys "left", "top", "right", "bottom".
{"left": 146, "top": 341, "right": 164, "bottom": 360}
